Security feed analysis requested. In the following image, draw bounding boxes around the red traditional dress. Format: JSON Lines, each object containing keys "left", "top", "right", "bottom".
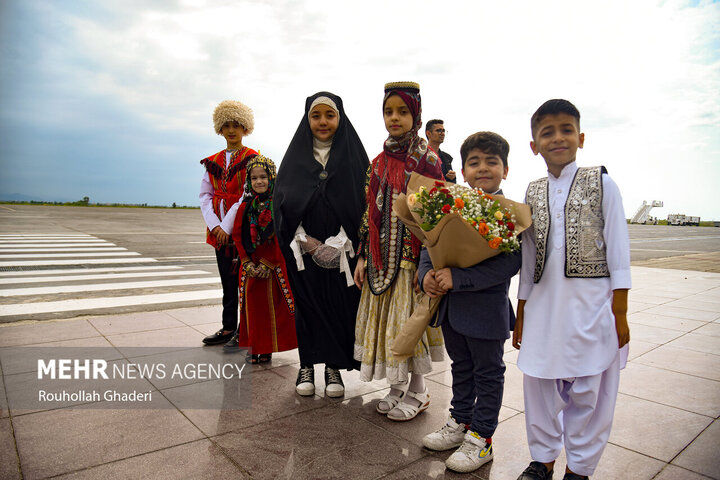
{"left": 200, "top": 146, "right": 257, "bottom": 248}
{"left": 232, "top": 155, "right": 297, "bottom": 355}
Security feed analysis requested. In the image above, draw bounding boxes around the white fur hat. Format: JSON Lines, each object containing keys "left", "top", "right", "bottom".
{"left": 213, "top": 100, "right": 254, "bottom": 135}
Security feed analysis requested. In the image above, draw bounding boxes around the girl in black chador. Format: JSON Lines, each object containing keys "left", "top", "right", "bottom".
{"left": 274, "top": 92, "right": 369, "bottom": 398}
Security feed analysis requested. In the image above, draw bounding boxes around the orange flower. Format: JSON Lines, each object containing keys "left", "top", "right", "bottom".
{"left": 488, "top": 237, "right": 502, "bottom": 249}
{"left": 454, "top": 197, "right": 465, "bottom": 209}
{"left": 477, "top": 222, "right": 489, "bottom": 235}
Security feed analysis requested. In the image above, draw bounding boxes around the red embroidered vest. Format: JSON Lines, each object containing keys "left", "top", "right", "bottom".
{"left": 200, "top": 147, "right": 257, "bottom": 248}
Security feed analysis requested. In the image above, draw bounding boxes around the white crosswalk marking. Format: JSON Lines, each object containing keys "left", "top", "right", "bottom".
{"left": 0, "top": 247, "right": 126, "bottom": 252}
{"left": 2, "top": 290, "right": 223, "bottom": 316}
{"left": 0, "top": 242, "right": 113, "bottom": 246}
{"left": 0, "top": 277, "right": 222, "bottom": 297}
{"left": 0, "top": 258, "right": 156, "bottom": 267}
{"left": 0, "top": 252, "right": 140, "bottom": 258}
{"left": 0, "top": 269, "right": 211, "bottom": 285}
{"left": 0, "top": 234, "right": 222, "bottom": 319}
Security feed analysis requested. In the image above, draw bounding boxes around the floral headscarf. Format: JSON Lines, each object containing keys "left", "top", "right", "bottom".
{"left": 242, "top": 154, "right": 277, "bottom": 253}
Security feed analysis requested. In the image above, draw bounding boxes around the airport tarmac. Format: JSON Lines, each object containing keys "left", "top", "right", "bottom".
{"left": 0, "top": 203, "right": 717, "bottom": 265}
{"left": 0, "top": 204, "right": 718, "bottom": 479}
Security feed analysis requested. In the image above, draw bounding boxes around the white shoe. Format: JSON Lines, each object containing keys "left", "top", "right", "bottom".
{"left": 324, "top": 367, "right": 345, "bottom": 398}
{"left": 422, "top": 415, "right": 467, "bottom": 451}
{"left": 295, "top": 367, "right": 315, "bottom": 396}
{"left": 445, "top": 431, "right": 493, "bottom": 473}
{"left": 387, "top": 387, "right": 430, "bottom": 421}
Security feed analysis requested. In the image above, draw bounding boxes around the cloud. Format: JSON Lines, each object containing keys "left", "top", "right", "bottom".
{"left": 0, "top": 0, "right": 718, "bottom": 218}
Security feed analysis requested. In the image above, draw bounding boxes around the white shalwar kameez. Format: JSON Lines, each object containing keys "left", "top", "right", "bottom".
{"left": 517, "top": 161, "right": 631, "bottom": 476}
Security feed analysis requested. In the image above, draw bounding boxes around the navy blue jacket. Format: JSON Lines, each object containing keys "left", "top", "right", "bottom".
{"left": 418, "top": 248, "right": 521, "bottom": 340}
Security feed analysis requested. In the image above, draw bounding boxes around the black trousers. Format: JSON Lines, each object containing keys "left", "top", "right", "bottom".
{"left": 442, "top": 320, "right": 506, "bottom": 438}
{"left": 215, "top": 246, "right": 239, "bottom": 332}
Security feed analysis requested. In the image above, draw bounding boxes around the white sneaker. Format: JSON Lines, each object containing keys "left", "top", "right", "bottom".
{"left": 422, "top": 415, "right": 467, "bottom": 451}
{"left": 445, "top": 431, "right": 493, "bottom": 473}
{"left": 295, "top": 367, "right": 315, "bottom": 396}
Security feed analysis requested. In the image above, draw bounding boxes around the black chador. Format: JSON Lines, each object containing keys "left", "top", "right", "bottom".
{"left": 274, "top": 92, "right": 369, "bottom": 369}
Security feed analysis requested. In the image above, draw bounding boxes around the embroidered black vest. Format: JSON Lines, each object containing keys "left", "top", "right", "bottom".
{"left": 525, "top": 166, "right": 609, "bottom": 283}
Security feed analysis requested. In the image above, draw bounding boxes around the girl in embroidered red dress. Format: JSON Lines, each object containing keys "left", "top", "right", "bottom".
{"left": 228, "top": 155, "right": 297, "bottom": 363}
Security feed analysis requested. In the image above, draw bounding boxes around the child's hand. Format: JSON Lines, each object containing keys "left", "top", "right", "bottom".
{"left": 413, "top": 270, "right": 421, "bottom": 294}
{"left": 422, "top": 270, "right": 446, "bottom": 298}
{"left": 212, "top": 226, "right": 230, "bottom": 246}
{"left": 512, "top": 300, "right": 525, "bottom": 350}
{"left": 299, "top": 236, "right": 322, "bottom": 254}
{"left": 256, "top": 264, "right": 271, "bottom": 279}
{"left": 446, "top": 170, "right": 457, "bottom": 181}
{"left": 244, "top": 261, "right": 257, "bottom": 277}
{"left": 613, "top": 289, "right": 630, "bottom": 348}
{"left": 435, "top": 268, "right": 453, "bottom": 291}
{"left": 353, "top": 256, "right": 366, "bottom": 289}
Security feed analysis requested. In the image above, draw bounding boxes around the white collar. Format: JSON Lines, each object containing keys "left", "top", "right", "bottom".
{"left": 549, "top": 161, "right": 578, "bottom": 181}
{"left": 312, "top": 138, "right": 333, "bottom": 168}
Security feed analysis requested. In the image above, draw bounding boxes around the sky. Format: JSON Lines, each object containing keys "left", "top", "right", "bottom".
{"left": 1, "top": 0, "right": 719, "bottom": 220}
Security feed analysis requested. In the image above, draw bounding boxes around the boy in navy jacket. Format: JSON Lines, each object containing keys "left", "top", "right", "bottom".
{"left": 419, "top": 131, "right": 521, "bottom": 474}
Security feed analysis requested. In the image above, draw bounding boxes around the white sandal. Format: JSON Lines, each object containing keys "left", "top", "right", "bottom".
{"left": 387, "top": 388, "right": 430, "bottom": 421}
{"left": 376, "top": 389, "right": 405, "bottom": 414}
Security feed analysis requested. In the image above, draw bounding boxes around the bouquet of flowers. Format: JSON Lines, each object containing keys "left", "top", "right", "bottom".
{"left": 390, "top": 173, "right": 532, "bottom": 360}
{"left": 408, "top": 181, "right": 521, "bottom": 254}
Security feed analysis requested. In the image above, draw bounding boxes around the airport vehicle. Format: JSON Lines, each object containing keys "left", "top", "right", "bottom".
{"left": 667, "top": 214, "right": 701, "bottom": 226}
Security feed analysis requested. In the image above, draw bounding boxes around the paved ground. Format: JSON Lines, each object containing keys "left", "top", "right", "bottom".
{"left": 627, "top": 224, "right": 720, "bottom": 273}
{"left": 2, "top": 204, "right": 719, "bottom": 267}
{"left": 0, "top": 205, "right": 220, "bottom": 323}
{"left": 0, "top": 266, "right": 718, "bottom": 479}
{"left": 1, "top": 205, "right": 718, "bottom": 323}
{"left": 1, "top": 205, "right": 719, "bottom": 479}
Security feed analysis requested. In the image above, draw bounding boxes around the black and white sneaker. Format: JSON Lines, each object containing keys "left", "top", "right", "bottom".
{"left": 295, "top": 366, "right": 315, "bottom": 396}
{"left": 324, "top": 366, "right": 345, "bottom": 398}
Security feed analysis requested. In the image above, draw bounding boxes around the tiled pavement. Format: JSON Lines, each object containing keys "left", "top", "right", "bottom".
{"left": 0, "top": 266, "right": 718, "bottom": 479}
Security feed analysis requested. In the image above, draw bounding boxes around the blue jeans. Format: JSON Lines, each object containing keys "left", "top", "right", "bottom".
{"left": 442, "top": 320, "right": 506, "bottom": 438}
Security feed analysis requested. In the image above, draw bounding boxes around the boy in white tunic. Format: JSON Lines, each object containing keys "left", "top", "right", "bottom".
{"left": 512, "top": 99, "right": 631, "bottom": 480}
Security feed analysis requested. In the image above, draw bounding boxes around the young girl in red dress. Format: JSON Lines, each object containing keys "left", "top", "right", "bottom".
{"left": 228, "top": 154, "right": 297, "bottom": 363}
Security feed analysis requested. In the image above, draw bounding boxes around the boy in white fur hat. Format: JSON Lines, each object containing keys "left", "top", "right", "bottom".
{"left": 199, "top": 100, "right": 258, "bottom": 348}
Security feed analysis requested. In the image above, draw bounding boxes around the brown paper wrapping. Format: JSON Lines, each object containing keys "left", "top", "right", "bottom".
{"left": 390, "top": 172, "right": 532, "bottom": 360}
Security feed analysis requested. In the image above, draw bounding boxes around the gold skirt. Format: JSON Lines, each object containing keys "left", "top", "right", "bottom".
{"left": 354, "top": 265, "right": 444, "bottom": 384}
